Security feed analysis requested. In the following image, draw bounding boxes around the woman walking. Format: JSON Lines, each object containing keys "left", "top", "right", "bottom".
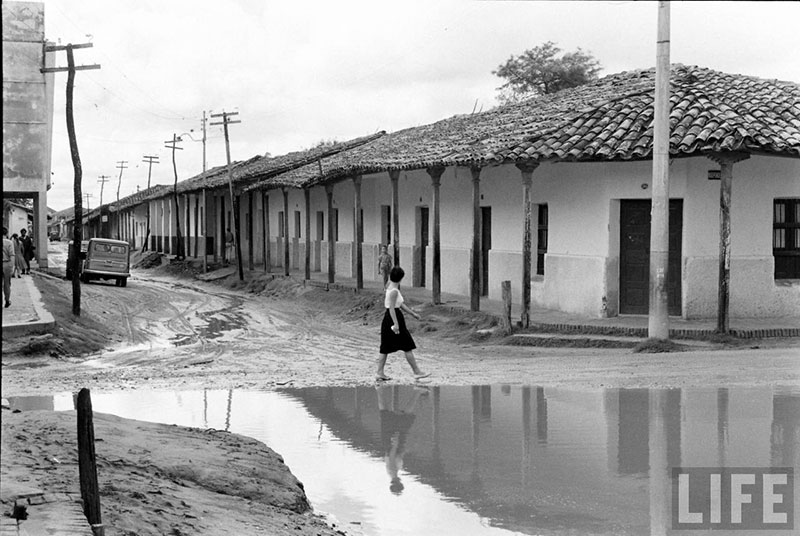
{"left": 376, "top": 266, "right": 431, "bottom": 382}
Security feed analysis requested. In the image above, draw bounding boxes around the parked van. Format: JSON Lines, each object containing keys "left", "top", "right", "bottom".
{"left": 67, "top": 238, "right": 130, "bottom": 287}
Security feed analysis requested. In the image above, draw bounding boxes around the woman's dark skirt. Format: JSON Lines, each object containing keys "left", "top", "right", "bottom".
{"left": 380, "top": 308, "right": 416, "bottom": 354}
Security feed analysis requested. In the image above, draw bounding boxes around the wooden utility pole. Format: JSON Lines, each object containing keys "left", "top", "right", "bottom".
{"left": 97, "top": 175, "right": 110, "bottom": 237}
{"left": 83, "top": 193, "right": 93, "bottom": 212}
{"left": 648, "top": 0, "right": 671, "bottom": 340}
{"left": 141, "top": 155, "right": 159, "bottom": 252}
{"left": 210, "top": 111, "right": 243, "bottom": 280}
{"left": 115, "top": 161, "right": 128, "bottom": 240}
{"left": 353, "top": 175, "right": 363, "bottom": 290}
{"left": 164, "top": 134, "right": 185, "bottom": 259}
{"left": 41, "top": 42, "right": 100, "bottom": 316}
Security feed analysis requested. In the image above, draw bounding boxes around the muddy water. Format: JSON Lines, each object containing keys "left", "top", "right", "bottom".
{"left": 8, "top": 385, "right": 799, "bottom": 536}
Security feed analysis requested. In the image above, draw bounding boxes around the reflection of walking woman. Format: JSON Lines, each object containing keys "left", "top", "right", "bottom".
{"left": 377, "top": 384, "right": 428, "bottom": 494}
{"left": 376, "top": 266, "right": 430, "bottom": 381}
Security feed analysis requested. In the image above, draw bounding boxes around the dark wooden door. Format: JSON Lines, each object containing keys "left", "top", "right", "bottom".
{"left": 418, "top": 207, "right": 429, "bottom": 287}
{"left": 481, "top": 206, "right": 492, "bottom": 296}
{"left": 620, "top": 200, "right": 682, "bottom": 315}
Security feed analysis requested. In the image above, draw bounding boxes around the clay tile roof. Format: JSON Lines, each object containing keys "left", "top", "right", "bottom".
{"left": 240, "top": 66, "right": 800, "bottom": 192}
{"left": 176, "top": 132, "right": 386, "bottom": 195}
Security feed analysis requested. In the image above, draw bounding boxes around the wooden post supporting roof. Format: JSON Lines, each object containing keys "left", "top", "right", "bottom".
{"left": 326, "top": 183, "right": 336, "bottom": 284}
{"left": 304, "top": 188, "right": 311, "bottom": 280}
{"left": 247, "top": 190, "right": 254, "bottom": 271}
{"left": 517, "top": 162, "right": 539, "bottom": 328}
{"left": 353, "top": 175, "right": 364, "bottom": 290}
{"left": 707, "top": 152, "right": 750, "bottom": 333}
{"left": 427, "top": 166, "right": 445, "bottom": 305}
{"left": 263, "top": 190, "right": 271, "bottom": 272}
{"left": 282, "top": 188, "right": 290, "bottom": 276}
{"left": 202, "top": 188, "right": 208, "bottom": 273}
{"left": 470, "top": 166, "right": 482, "bottom": 312}
{"left": 389, "top": 170, "right": 401, "bottom": 266}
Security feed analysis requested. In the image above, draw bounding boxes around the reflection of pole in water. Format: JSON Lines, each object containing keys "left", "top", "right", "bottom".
{"left": 522, "top": 386, "right": 532, "bottom": 487}
{"left": 471, "top": 386, "right": 481, "bottom": 478}
{"left": 225, "top": 389, "right": 233, "bottom": 432}
{"left": 717, "top": 387, "right": 729, "bottom": 467}
{"left": 536, "top": 387, "right": 548, "bottom": 445}
{"left": 649, "top": 389, "right": 668, "bottom": 536}
{"left": 432, "top": 386, "right": 441, "bottom": 466}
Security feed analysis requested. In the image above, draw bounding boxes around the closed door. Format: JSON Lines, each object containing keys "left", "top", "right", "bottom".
{"left": 620, "top": 200, "right": 682, "bottom": 315}
{"left": 481, "top": 206, "right": 492, "bottom": 296}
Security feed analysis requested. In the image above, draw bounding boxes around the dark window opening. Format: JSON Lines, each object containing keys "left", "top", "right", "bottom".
{"left": 774, "top": 198, "right": 800, "bottom": 279}
{"left": 537, "top": 204, "right": 548, "bottom": 276}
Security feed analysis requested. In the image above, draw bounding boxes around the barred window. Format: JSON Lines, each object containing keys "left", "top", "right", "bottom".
{"left": 773, "top": 198, "right": 800, "bottom": 279}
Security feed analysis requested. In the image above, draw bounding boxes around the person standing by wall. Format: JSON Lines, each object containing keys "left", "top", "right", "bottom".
{"left": 224, "top": 227, "right": 235, "bottom": 266}
{"left": 2, "top": 227, "right": 14, "bottom": 307}
{"left": 377, "top": 244, "right": 393, "bottom": 288}
{"left": 11, "top": 233, "right": 25, "bottom": 277}
{"left": 19, "top": 228, "right": 35, "bottom": 274}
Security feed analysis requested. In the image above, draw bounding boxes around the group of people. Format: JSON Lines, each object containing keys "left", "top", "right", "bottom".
{"left": 2, "top": 226, "right": 35, "bottom": 308}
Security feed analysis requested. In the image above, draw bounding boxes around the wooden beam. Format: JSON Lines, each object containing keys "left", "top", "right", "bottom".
{"left": 282, "top": 188, "right": 290, "bottom": 276}
{"left": 263, "top": 191, "right": 271, "bottom": 272}
{"left": 304, "top": 188, "right": 311, "bottom": 280}
{"left": 517, "top": 162, "right": 539, "bottom": 327}
{"left": 353, "top": 175, "right": 364, "bottom": 290}
{"left": 326, "top": 183, "right": 335, "bottom": 284}
{"left": 202, "top": 188, "right": 208, "bottom": 273}
{"left": 247, "top": 191, "right": 254, "bottom": 271}
{"left": 389, "top": 170, "right": 400, "bottom": 266}
{"left": 427, "top": 166, "right": 445, "bottom": 305}
{"left": 470, "top": 166, "right": 482, "bottom": 311}
{"left": 707, "top": 152, "right": 750, "bottom": 333}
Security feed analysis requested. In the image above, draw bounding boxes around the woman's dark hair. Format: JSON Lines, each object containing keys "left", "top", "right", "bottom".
{"left": 389, "top": 266, "right": 405, "bottom": 283}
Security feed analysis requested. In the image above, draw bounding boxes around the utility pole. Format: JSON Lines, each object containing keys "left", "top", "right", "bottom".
{"left": 97, "top": 175, "right": 110, "bottom": 237}
{"left": 210, "top": 110, "right": 243, "bottom": 281}
{"left": 141, "top": 155, "right": 159, "bottom": 252}
{"left": 648, "top": 0, "right": 671, "bottom": 340}
{"left": 115, "top": 160, "right": 128, "bottom": 240}
{"left": 164, "top": 134, "right": 185, "bottom": 259}
{"left": 82, "top": 193, "right": 93, "bottom": 238}
{"left": 42, "top": 42, "right": 100, "bottom": 316}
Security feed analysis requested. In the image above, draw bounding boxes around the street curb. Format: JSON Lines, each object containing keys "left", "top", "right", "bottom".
{"left": 1, "top": 274, "right": 56, "bottom": 338}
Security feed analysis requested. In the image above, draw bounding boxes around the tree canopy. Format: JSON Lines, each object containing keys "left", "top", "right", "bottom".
{"left": 493, "top": 41, "right": 602, "bottom": 104}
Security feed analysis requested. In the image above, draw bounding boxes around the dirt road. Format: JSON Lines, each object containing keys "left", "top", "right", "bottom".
{"left": 2, "top": 260, "right": 799, "bottom": 396}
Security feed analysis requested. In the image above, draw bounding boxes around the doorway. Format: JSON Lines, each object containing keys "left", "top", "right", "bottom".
{"left": 619, "top": 200, "right": 683, "bottom": 315}
{"left": 415, "top": 206, "right": 429, "bottom": 287}
{"left": 480, "top": 206, "right": 492, "bottom": 296}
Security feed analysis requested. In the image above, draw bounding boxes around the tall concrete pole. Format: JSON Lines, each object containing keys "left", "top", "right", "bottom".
{"left": 648, "top": 0, "right": 671, "bottom": 340}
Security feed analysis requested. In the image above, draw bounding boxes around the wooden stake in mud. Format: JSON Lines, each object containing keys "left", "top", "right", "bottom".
{"left": 77, "top": 388, "right": 103, "bottom": 535}
{"left": 42, "top": 42, "right": 100, "bottom": 316}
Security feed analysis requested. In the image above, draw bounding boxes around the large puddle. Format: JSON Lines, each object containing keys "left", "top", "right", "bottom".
{"left": 8, "top": 385, "right": 799, "bottom": 535}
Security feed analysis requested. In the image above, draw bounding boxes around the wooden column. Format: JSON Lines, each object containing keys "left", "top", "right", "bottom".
{"left": 185, "top": 194, "right": 191, "bottom": 257}
{"left": 353, "top": 175, "right": 364, "bottom": 289}
{"left": 304, "top": 188, "right": 311, "bottom": 280}
{"left": 326, "top": 183, "right": 335, "bottom": 283}
{"left": 517, "top": 162, "right": 539, "bottom": 327}
{"left": 263, "top": 191, "right": 271, "bottom": 272}
{"left": 202, "top": 188, "right": 208, "bottom": 273}
{"left": 389, "top": 169, "right": 400, "bottom": 266}
{"left": 470, "top": 166, "right": 482, "bottom": 311}
{"left": 282, "top": 188, "right": 290, "bottom": 276}
{"left": 193, "top": 195, "right": 199, "bottom": 258}
{"left": 219, "top": 194, "right": 225, "bottom": 261}
{"left": 247, "top": 191, "right": 254, "bottom": 271}
{"left": 427, "top": 166, "right": 445, "bottom": 304}
{"left": 708, "top": 152, "right": 750, "bottom": 333}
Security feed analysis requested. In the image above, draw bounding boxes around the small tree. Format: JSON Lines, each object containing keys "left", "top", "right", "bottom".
{"left": 493, "top": 41, "right": 601, "bottom": 104}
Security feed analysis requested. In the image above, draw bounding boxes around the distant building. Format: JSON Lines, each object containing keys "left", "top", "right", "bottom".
{"left": 2, "top": 1, "right": 55, "bottom": 267}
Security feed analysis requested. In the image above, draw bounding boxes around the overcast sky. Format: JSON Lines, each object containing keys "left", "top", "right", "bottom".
{"left": 37, "top": 0, "right": 800, "bottom": 212}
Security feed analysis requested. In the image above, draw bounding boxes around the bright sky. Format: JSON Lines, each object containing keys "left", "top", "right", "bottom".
{"left": 38, "top": 0, "right": 800, "bottom": 211}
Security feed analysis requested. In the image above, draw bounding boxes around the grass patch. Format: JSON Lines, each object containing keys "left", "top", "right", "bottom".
{"left": 633, "top": 338, "right": 689, "bottom": 353}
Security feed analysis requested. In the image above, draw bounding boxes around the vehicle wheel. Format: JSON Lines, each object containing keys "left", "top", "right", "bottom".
{"left": 120, "top": 277, "right": 127, "bottom": 288}
{"left": 115, "top": 278, "right": 121, "bottom": 287}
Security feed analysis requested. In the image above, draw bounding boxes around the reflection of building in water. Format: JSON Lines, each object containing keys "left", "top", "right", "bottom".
{"left": 279, "top": 385, "right": 789, "bottom": 536}
{"left": 771, "top": 389, "right": 800, "bottom": 468}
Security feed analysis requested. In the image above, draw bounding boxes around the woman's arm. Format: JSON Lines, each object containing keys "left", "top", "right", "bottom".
{"left": 400, "top": 303, "right": 421, "bottom": 320}
{"left": 387, "top": 289, "right": 400, "bottom": 332}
